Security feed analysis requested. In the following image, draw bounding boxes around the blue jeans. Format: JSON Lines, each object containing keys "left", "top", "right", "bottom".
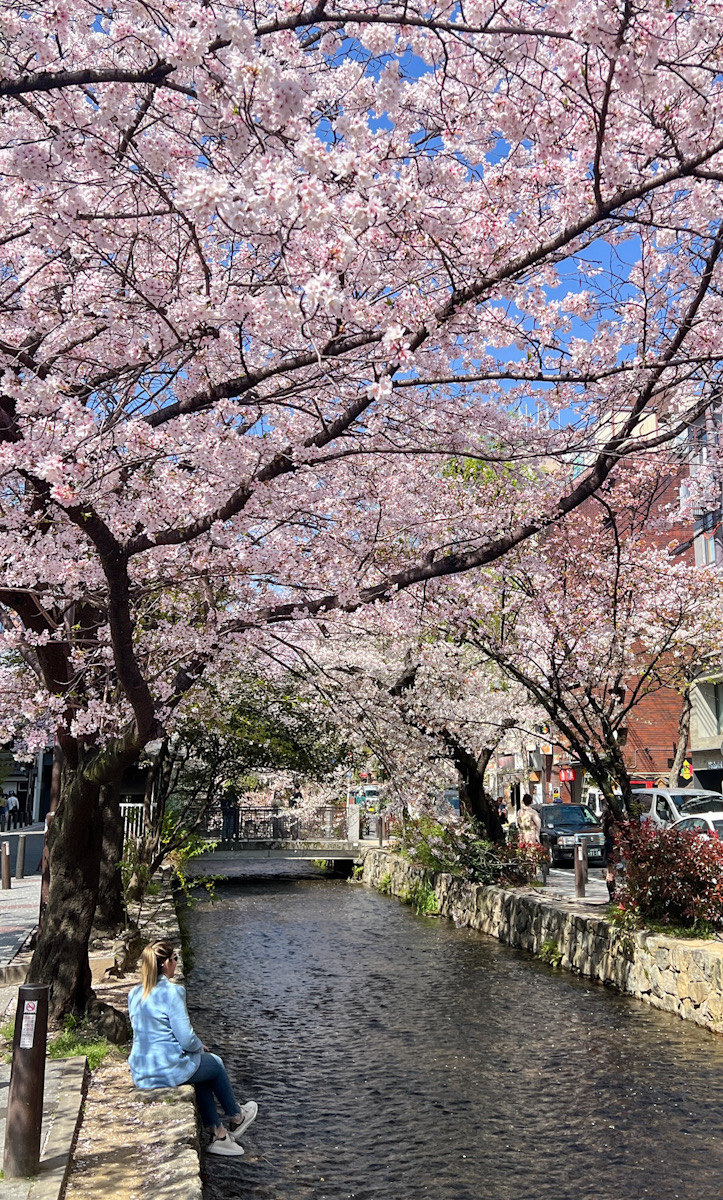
{"left": 187, "top": 1053, "right": 241, "bottom": 1129}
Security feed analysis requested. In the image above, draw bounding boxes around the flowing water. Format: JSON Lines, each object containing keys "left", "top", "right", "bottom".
{"left": 186, "top": 871, "right": 723, "bottom": 1200}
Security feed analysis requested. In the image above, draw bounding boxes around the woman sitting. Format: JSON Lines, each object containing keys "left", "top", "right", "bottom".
{"left": 128, "top": 940, "right": 257, "bottom": 1157}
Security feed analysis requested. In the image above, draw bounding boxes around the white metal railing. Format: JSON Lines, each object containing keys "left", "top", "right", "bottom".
{"left": 120, "top": 802, "right": 145, "bottom": 842}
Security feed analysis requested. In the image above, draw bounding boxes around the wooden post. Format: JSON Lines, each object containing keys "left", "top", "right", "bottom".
{"left": 15, "top": 833, "right": 26, "bottom": 880}
{"left": 3, "top": 984, "right": 49, "bottom": 1178}
{"left": 1, "top": 841, "right": 11, "bottom": 889}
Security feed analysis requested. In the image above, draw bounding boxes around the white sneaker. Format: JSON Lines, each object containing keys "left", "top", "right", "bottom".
{"left": 207, "top": 1132, "right": 245, "bottom": 1157}
{"left": 229, "top": 1101, "right": 258, "bottom": 1141}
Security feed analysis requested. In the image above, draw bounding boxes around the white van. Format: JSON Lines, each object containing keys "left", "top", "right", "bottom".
{"left": 632, "top": 787, "right": 723, "bottom": 828}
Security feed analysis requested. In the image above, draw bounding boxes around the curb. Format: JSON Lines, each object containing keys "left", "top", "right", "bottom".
{"left": 1, "top": 1056, "right": 87, "bottom": 1200}
{"left": 31, "top": 1057, "right": 88, "bottom": 1200}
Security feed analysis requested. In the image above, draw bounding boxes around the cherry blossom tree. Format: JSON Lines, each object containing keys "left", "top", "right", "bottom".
{"left": 3, "top": 0, "right": 723, "bottom": 1015}
{"left": 454, "top": 492, "right": 723, "bottom": 817}
{"left": 269, "top": 627, "right": 541, "bottom": 838}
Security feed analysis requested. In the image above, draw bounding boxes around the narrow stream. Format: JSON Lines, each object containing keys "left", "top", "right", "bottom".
{"left": 186, "top": 872, "right": 723, "bottom": 1200}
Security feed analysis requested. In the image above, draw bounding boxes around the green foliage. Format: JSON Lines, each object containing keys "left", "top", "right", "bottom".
{"left": 124, "top": 673, "right": 348, "bottom": 911}
{"left": 608, "top": 903, "right": 714, "bottom": 942}
{"left": 377, "top": 871, "right": 393, "bottom": 895}
{"left": 397, "top": 816, "right": 547, "bottom": 886}
{"left": 616, "top": 820, "right": 723, "bottom": 930}
{"left": 48, "top": 1016, "right": 111, "bottom": 1071}
{"left": 180, "top": 675, "right": 347, "bottom": 795}
{"left": 167, "top": 830, "right": 219, "bottom": 903}
{"left": 400, "top": 878, "right": 438, "bottom": 916}
{"left": 539, "top": 939, "right": 563, "bottom": 968}
{"left": 0, "top": 1020, "right": 13, "bottom": 1064}
{"left": 311, "top": 858, "right": 330, "bottom": 870}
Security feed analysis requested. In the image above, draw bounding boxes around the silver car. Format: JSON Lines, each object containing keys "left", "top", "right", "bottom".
{"left": 632, "top": 788, "right": 723, "bottom": 828}
{"left": 671, "top": 812, "right": 723, "bottom": 840}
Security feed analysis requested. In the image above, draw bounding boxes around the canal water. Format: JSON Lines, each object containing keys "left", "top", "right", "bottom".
{"left": 186, "top": 873, "right": 723, "bottom": 1200}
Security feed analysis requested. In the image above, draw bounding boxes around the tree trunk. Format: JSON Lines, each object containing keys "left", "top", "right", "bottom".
{"left": 607, "top": 745, "right": 634, "bottom": 816}
{"left": 456, "top": 748, "right": 504, "bottom": 842}
{"left": 38, "top": 739, "right": 64, "bottom": 934}
{"left": 668, "top": 688, "right": 692, "bottom": 789}
{"left": 27, "top": 764, "right": 103, "bottom": 1021}
{"left": 94, "top": 779, "right": 126, "bottom": 934}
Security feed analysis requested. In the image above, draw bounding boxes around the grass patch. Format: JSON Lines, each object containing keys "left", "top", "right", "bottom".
{"left": 400, "top": 879, "right": 438, "bottom": 916}
{"left": 377, "top": 872, "right": 393, "bottom": 895}
{"left": 642, "top": 919, "right": 715, "bottom": 940}
{"left": 539, "top": 939, "right": 563, "bottom": 968}
{"left": 606, "top": 906, "right": 715, "bottom": 941}
{"left": 0, "top": 1020, "right": 13, "bottom": 1064}
{"left": 47, "top": 1017, "right": 110, "bottom": 1071}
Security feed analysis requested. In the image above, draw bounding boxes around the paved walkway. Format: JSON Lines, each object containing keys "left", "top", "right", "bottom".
{"left": 0, "top": 874, "right": 41, "bottom": 970}
{"left": 538, "top": 865, "right": 610, "bottom": 907}
{"left": 0, "top": 827, "right": 45, "bottom": 876}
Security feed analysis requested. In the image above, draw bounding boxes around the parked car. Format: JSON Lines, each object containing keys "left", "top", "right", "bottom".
{"left": 538, "top": 804, "right": 606, "bottom": 868}
{"left": 632, "top": 787, "right": 723, "bottom": 828}
{"left": 670, "top": 812, "right": 723, "bottom": 839}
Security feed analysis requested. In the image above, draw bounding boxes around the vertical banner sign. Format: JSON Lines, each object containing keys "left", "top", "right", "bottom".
{"left": 20, "top": 1000, "right": 37, "bottom": 1049}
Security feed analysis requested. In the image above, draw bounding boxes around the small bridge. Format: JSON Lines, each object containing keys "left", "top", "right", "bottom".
{"left": 186, "top": 804, "right": 389, "bottom": 874}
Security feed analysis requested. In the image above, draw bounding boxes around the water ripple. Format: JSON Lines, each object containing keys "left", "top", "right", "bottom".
{"left": 187, "top": 876, "right": 723, "bottom": 1200}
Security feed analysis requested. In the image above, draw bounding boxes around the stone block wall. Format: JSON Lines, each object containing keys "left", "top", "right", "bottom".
{"left": 361, "top": 848, "right": 723, "bottom": 1035}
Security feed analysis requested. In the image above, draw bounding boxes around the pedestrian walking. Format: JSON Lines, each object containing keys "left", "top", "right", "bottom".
{"left": 220, "top": 791, "right": 237, "bottom": 842}
{"left": 128, "top": 941, "right": 258, "bottom": 1156}
{"left": 517, "top": 793, "right": 542, "bottom": 845}
{"left": 0, "top": 792, "right": 7, "bottom": 832}
{"left": 5, "top": 791, "right": 19, "bottom": 829}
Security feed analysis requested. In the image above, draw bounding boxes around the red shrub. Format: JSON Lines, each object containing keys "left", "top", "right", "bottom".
{"left": 616, "top": 820, "right": 723, "bottom": 929}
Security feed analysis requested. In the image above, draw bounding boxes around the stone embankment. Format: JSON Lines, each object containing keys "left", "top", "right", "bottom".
{"left": 62, "top": 878, "right": 203, "bottom": 1200}
{"left": 362, "top": 848, "right": 723, "bottom": 1035}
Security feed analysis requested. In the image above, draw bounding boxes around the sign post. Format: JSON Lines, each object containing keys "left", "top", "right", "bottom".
{"left": 3, "top": 984, "right": 49, "bottom": 1178}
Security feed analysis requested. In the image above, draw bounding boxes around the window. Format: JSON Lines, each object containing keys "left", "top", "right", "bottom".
{"left": 655, "top": 798, "right": 672, "bottom": 821}
{"left": 694, "top": 512, "right": 718, "bottom": 567}
{"left": 541, "top": 805, "right": 598, "bottom": 827}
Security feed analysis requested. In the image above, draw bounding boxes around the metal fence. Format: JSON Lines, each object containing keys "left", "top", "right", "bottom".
{"left": 205, "top": 804, "right": 349, "bottom": 842}
{"left": 120, "top": 802, "right": 145, "bottom": 842}
{"left": 120, "top": 801, "right": 358, "bottom": 847}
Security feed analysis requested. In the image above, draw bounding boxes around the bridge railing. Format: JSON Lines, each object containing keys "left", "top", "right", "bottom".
{"left": 205, "top": 804, "right": 350, "bottom": 842}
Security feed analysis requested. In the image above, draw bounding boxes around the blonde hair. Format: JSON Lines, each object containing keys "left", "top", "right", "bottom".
{"left": 140, "top": 940, "right": 175, "bottom": 1000}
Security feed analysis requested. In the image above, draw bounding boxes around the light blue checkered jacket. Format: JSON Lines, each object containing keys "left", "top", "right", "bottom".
{"left": 128, "top": 975, "right": 203, "bottom": 1088}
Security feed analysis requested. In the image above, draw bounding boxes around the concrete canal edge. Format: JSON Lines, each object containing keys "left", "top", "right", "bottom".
{"left": 361, "top": 848, "right": 723, "bottom": 1036}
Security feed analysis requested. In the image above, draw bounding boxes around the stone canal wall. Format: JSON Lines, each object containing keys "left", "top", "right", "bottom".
{"left": 361, "top": 848, "right": 723, "bottom": 1036}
